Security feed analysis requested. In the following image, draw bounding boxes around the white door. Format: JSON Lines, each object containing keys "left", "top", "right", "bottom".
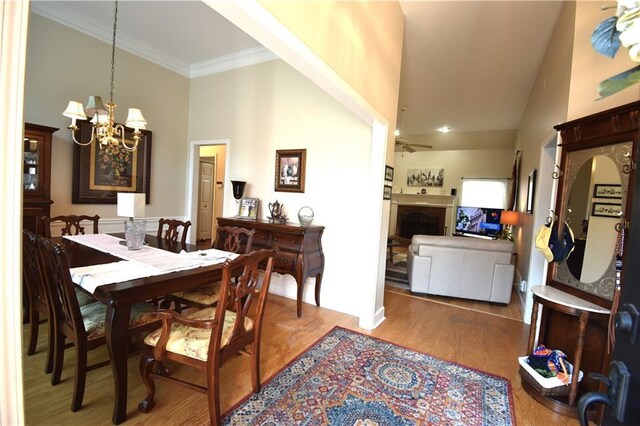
{"left": 197, "top": 160, "right": 215, "bottom": 240}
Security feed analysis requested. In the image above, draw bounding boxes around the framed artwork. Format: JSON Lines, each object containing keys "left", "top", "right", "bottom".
{"left": 275, "top": 149, "right": 306, "bottom": 193}
{"left": 384, "top": 165, "right": 394, "bottom": 182}
{"left": 406, "top": 168, "right": 444, "bottom": 187}
{"left": 593, "top": 184, "right": 622, "bottom": 199}
{"left": 72, "top": 121, "right": 152, "bottom": 204}
{"left": 592, "top": 202, "right": 622, "bottom": 218}
{"left": 526, "top": 169, "right": 536, "bottom": 215}
{"left": 237, "top": 197, "right": 259, "bottom": 220}
{"left": 383, "top": 185, "right": 392, "bottom": 200}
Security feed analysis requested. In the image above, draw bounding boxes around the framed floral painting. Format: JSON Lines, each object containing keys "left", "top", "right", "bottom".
{"left": 72, "top": 120, "right": 152, "bottom": 204}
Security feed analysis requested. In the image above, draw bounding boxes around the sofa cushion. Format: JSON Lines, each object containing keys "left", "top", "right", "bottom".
{"left": 411, "top": 235, "right": 514, "bottom": 254}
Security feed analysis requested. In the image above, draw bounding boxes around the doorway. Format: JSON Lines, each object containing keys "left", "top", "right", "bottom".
{"left": 186, "top": 141, "right": 229, "bottom": 245}
{"left": 197, "top": 157, "right": 216, "bottom": 242}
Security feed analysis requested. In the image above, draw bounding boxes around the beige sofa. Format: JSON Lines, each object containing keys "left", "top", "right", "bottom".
{"left": 407, "top": 235, "right": 515, "bottom": 304}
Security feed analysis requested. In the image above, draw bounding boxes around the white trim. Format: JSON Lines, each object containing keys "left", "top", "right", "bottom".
{"left": 1, "top": 1, "right": 29, "bottom": 424}
{"left": 186, "top": 139, "right": 230, "bottom": 244}
{"left": 29, "top": 2, "right": 277, "bottom": 79}
{"left": 190, "top": 47, "right": 278, "bottom": 78}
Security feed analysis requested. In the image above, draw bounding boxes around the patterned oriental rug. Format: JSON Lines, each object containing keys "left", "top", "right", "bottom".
{"left": 223, "top": 327, "right": 515, "bottom": 425}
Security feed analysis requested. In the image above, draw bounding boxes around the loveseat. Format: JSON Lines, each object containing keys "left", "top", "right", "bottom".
{"left": 407, "top": 235, "right": 515, "bottom": 304}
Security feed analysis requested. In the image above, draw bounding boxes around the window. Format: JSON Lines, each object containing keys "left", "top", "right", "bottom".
{"left": 460, "top": 178, "right": 508, "bottom": 209}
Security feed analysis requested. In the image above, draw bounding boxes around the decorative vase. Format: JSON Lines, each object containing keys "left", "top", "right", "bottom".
{"left": 298, "top": 206, "right": 314, "bottom": 227}
{"left": 124, "top": 219, "right": 146, "bottom": 250}
{"left": 230, "top": 180, "right": 246, "bottom": 200}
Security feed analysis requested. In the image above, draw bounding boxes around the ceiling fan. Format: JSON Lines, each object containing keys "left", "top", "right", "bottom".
{"left": 394, "top": 107, "right": 432, "bottom": 152}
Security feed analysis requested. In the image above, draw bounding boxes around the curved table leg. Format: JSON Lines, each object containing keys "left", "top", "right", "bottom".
{"left": 296, "top": 277, "right": 303, "bottom": 318}
{"left": 104, "top": 302, "right": 132, "bottom": 425}
{"left": 314, "top": 273, "right": 323, "bottom": 308}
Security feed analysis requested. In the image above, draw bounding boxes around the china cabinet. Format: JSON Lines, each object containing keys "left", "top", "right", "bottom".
{"left": 23, "top": 123, "right": 57, "bottom": 235}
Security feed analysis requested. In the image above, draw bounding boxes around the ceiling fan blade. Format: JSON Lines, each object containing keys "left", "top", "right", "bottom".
{"left": 409, "top": 143, "right": 433, "bottom": 149}
{"left": 403, "top": 143, "right": 416, "bottom": 153}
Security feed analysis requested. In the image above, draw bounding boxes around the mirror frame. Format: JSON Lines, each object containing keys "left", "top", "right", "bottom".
{"left": 550, "top": 102, "right": 640, "bottom": 308}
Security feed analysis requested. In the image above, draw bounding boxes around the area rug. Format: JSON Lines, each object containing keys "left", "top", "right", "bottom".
{"left": 386, "top": 260, "right": 409, "bottom": 288}
{"left": 222, "top": 327, "right": 515, "bottom": 425}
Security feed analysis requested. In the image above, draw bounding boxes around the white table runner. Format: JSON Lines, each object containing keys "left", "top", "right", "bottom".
{"left": 65, "top": 234, "right": 238, "bottom": 294}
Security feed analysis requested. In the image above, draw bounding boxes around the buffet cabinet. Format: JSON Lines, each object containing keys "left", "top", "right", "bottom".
{"left": 217, "top": 217, "right": 325, "bottom": 317}
{"left": 23, "top": 123, "right": 58, "bottom": 235}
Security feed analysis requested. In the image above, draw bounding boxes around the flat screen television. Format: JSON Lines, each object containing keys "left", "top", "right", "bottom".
{"left": 455, "top": 206, "right": 503, "bottom": 238}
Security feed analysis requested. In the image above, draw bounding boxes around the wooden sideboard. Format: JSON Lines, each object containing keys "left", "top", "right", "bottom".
{"left": 217, "top": 217, "right": 325, "bottom": 317}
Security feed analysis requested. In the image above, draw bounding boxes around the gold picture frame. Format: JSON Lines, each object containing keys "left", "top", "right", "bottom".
{"left": 72, "top": 120, "right": 152, "bottom": 204}
{"left": 275, "top": 149, "right": 306, "bottom": 193}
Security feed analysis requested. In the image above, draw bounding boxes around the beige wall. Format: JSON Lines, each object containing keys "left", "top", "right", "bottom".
{"left": 514, "top": 1, "right": 575, "bottom": 319}
{"left": 392, "top": 149, "right": 515, "bottom": 197}
{"left": 260, "top": 0, "right": 405, "bottom": 161}
{"left": 189, "top": 59, "right": 372, "bottom": 317}
{"left": 24, "top": 14, "right": 190, "bottom": 222}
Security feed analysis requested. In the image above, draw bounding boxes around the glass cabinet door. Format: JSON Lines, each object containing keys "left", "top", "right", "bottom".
{"left": 23, "top": 135, "right": 43, "bottom": 195}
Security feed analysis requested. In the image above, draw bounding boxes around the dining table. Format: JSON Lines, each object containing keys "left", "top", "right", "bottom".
{"left": 57, "top": 233, "right": 228, "bottom": 424}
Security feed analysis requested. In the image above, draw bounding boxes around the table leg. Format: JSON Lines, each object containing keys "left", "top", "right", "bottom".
{"left": 314, "top": 273, "right": 323, "bottom": 308}
{"left": 104, "top": 302, "right": 132, "bottom": 425}
{"left": 296, "top": 277, "right": 303, "bottom": 318}
{"left": 569, "top": 310, "right": 589, "bottom": 406}
{"left": 527, "top": 298, "right": 540, "bottom": 354}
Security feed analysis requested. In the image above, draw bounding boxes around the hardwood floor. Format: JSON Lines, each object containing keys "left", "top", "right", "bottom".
{"left": 23, "top": 291, "right": 578, "bottom": 425}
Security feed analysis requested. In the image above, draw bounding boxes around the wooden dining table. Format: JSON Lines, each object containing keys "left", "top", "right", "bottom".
{"left": 58, "top": 234, "right": 225, "bottom": 424}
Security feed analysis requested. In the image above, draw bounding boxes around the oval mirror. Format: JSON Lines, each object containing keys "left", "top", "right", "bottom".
{"left": 564, "top": 155, "right": 621, "bottom": 283}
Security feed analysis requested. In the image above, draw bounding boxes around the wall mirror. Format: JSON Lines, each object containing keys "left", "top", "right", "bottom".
{"left": 551, "top": 141, "right": 632, "bottom": 300}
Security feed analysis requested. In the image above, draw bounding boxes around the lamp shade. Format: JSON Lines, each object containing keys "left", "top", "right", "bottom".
{"left": 126, "top": 108, "right": 147, "bottom": 130}
{"left": 500, "top": 210, "right": 520, "bottom": 226}
{"left": 117, "top": 192, "right": 146, "bottom": 218}
{"left": 63, "top": 101, "right": 88, "bottom": 121}
{"left": 84, "top": 95, "right": 108, "bottom": 118}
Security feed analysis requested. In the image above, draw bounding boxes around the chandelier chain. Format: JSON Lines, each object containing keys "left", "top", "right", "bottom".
{"left": 109, "top": 1, "right": 118, "bottom": 105}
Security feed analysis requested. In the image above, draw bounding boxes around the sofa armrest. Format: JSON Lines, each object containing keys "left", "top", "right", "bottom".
{"left": 490, "top": 263, "right": 515, "bottom": 304}
{"left": 407, "top": 249, "right": 432, "bottom": 294}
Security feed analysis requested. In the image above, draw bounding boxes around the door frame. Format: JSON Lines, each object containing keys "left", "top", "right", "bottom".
{"left": 186, "top": 139, "right": 230, "bottom": 245}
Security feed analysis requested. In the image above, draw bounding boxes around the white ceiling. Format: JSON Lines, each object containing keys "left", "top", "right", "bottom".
{"left": 31, "top": 1, "right": 563, "bottom": 144}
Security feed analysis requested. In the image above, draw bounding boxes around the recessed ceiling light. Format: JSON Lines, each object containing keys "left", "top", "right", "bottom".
{"left": 438, "top": 126, "right": 451, "bottom": 133}
{"left": 394, "top": 129, "right": 400, "bottom": 136}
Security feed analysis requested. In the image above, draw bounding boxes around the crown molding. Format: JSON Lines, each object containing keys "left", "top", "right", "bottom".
{"left": 30, "top": 2, "right": 276, "bottom": 79}
{"left": 190, "top": 46, "right": 277, "bottom": 78}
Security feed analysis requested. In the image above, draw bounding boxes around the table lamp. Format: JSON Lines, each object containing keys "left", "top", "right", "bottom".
{"left": 117, "top": 192, "right": 146, "bottom": 250}
{"left": 499, "top": 210, "right": 520, "bottom": 241}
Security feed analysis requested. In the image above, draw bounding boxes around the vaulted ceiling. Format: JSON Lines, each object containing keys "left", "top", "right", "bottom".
{"left": 31, "top": 1, "right": 564, "bottom": 150}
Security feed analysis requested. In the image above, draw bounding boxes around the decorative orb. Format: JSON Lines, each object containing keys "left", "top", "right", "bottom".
{"left": 298, "top": 206, "right": 314, "bottom": 226}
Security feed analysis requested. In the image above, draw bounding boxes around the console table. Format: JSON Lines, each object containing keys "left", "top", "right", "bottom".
{"left": 217, "top": 217, "right": 325, "bottom": 317}
{"left": 524, "top": 285, "right": 611, "bottom": 416}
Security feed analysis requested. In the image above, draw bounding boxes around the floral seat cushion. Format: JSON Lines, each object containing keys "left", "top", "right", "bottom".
{"left": 143, "top": 307, "right": 254, "bottom": 362}
{"left": 173, "top": 282, "right": 221, "bottom": 306}
{"left": 75, "top": 288, "right": 95, "bottom": 307}
{"left": 80, "top": 302, "right": 157, "bottom": 340}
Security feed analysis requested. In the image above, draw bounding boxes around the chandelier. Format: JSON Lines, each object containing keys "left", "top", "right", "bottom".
{"left": 62, "top": 1, "right": 146, "bottom": 152}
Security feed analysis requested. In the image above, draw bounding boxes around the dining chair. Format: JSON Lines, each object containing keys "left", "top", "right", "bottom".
{"left": 23, "top": 230, "right": 95, "bottom": 373}
{"left": 36, "top": 235, "right": 160, "bottom": 412}
{"left": 138, "top": 248, "right": 277, "bottom": 425}
{"left": 42, "top": 214, "right": 100, "bottom": 238}
{"left": 157, "top": 218, "right": 191, "bottom": 245}
{"left": 169, "top": 226, "right": 255, "bottom": 311}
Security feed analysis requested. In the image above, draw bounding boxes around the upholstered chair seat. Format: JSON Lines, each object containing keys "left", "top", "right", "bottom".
{"left": 143, "top": 307, "right": 254, "bottom": 362}
{"left": 171, "top": 282, "right": 222, "bottom": 307}
{"left": 80, "top": 302, "right": 158, "bottom": 341}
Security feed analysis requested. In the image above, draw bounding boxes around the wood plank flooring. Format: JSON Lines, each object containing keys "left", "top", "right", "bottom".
{"left": 23, "top": 291, "right": 578, "bottom": 425}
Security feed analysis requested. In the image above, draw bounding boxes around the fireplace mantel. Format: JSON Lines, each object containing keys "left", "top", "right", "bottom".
{"left": 389, "top": 193, "right": 457, "bottom": 237}
{"left": 391, "top": 193, "right": 455, "bottom": 207}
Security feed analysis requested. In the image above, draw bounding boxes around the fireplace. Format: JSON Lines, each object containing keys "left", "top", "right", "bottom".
{"left": 396, "top": 205, "right": 446, "bottom": 239}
